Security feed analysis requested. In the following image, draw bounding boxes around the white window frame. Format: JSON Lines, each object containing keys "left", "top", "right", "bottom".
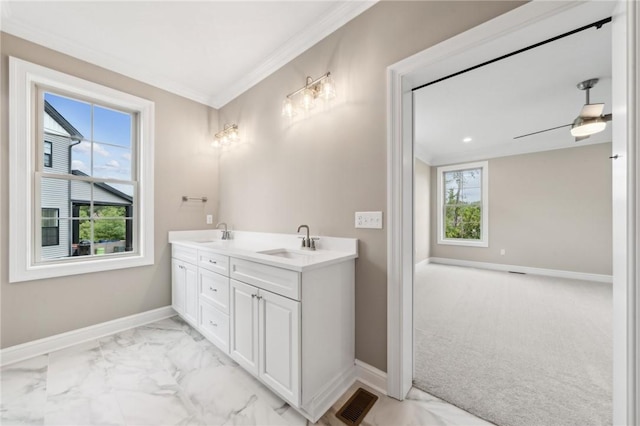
{"left": 436, "top": 161, "right": 489, "bottom": 247}
{"left": 9, "top": 57, "right": 155, "bottom": 282}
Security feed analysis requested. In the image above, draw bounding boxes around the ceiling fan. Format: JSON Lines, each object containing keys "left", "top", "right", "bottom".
{"left": 514, "top": 78, "right": 613, "bottom": 141}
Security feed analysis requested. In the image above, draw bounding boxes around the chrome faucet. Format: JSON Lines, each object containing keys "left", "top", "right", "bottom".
{"left": 297, "top": 224, "right": 318, "bottom": 250}
{"left": 217, "top": 222, "right": 231, "bottom": 240}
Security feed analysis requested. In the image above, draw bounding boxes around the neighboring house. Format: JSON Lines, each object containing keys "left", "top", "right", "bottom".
{"left": 42, "top": 101, "right": 132, "bottom": 259}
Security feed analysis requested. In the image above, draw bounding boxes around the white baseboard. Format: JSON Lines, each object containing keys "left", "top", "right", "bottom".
{"left": 415, "top": 258, "right": 431, "bottom": 267}
{"left": 0, "top": 306, "right": 175, "bottom": 367}
{"left": 355, "top": 359, "right": 388, "bottom": 395}
{"left": 429, "top": 257, "right": 613, "bottom": 283}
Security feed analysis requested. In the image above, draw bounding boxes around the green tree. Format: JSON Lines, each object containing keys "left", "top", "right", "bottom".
{"left": 78, "top": 205, "right": 126, "bottom": 241}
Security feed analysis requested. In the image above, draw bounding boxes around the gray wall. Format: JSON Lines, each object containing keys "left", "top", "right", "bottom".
{"left": 415, "top": 158, "right": 431, "bottom": 263}
{"left": 1, "top": 32, "right": 220, "bottom": 348}
{"left": 430, "top": 143, "right": 613, "bottom": 275}
{"left": 216, "top": 1, "right": 523, "bottom": 371}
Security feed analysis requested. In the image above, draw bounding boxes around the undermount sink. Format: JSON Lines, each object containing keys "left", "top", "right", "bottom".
{"left": 258, "top": 248, "right": 319, "bottom": 260}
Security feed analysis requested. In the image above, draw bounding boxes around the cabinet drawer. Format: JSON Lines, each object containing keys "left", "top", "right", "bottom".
{"left": 199, "top": 268, "right": 229, "bottom": 314}
{"left": 198, "top": 251, "right": 229, "bottom": 275}
{"left": 172, "top": 245, "right": 197, "bottom": 264}
{"left": 230, "top": 258, "right": 300, "bottom": 300}
{"left": 200, "top": 300, "right": 229, "bottom": 354}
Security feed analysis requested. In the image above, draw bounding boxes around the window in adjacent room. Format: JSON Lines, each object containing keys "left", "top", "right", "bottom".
{"left": 9, "top": 57, "right": 155, "bottom": 282}
{"left": 436, "top": 161, "right": 489, "bottom": 247}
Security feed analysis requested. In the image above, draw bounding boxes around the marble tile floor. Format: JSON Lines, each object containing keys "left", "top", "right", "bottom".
{"left": 1, "top": 316, "right": 488, "bottom": 426}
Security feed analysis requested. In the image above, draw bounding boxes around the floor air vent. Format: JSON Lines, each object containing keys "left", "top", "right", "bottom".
{"left": 335, "top": 387, "right": 378, "bottom": 426}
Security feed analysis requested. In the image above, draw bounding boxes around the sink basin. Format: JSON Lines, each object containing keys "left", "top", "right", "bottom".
{"left": 258, "top": 248, "right": 319, "bottom": 260}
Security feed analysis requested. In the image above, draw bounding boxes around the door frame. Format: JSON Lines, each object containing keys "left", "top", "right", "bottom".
{"left": 386, "top": 1, "right": 638, "bottom": 424}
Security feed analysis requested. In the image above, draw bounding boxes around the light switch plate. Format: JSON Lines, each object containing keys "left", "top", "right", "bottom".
{"left": 206, "top": 214, "right": 213, "bottom": 225}
{"left": 355, "top": 211, "right": 383, "bottom": 229}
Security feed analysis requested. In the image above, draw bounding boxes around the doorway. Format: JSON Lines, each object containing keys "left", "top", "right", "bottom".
{"left": 386, "top": 1, "right": 637, "bottom": 425}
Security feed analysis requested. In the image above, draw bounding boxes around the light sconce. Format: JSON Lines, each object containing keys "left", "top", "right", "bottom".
{"left": 213, "top": 123, "right": 239, "bottom": 148}
{"left": 282, "top": 72, "right": 336, "bottom": 118}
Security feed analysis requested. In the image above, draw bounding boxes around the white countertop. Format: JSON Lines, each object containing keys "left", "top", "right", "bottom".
{"left": 169, "top": 230, "right": 358, "bottom": 272}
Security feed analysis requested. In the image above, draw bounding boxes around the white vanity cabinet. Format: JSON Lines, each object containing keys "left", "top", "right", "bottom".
{"left": 228, "top": 256, "right": 354, "bottom": 418}
{"left": 169, "top": 233, "right": 356, "bottom": 423}
{"left": 171, "top": 247, "right": 198, "bottom": 327}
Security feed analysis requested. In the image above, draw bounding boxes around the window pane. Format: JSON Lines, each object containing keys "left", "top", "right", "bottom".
{"left": 70, "top": 141, "right": 92, "bottom": 176}
{"left": 444, "top": 205, "right": 482, "bottom": 240}
{"left": 460, "top": 169, "right": 481, "bottom": 188}
{"left": 92, "top": 143, "right": 132, "bottom": 180}
{"left": 459, "top": 187, "right": 481, "bottom": 204}
{"left": 93, "top": 219, "right": 126, "bottom": 243}
{"left": 93, "top": 105, "right": 132, "bottom": 148}
{"left": 44, "top": 92, "right": 91, "bottom": 137}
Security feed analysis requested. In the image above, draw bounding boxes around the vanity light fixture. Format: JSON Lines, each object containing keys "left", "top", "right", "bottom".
{"left": 213, "top": 123, "right": 239, "bottom": 148}
{"left": 282, "top": 72, "right": 336, "bottom": 118}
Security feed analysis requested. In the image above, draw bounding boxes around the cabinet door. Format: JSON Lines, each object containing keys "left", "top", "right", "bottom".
{"left": 171, "top": 258, "right": 186, "bottom": 315}
{"left": 258, "top": 289, "right": 300, "bottom": 406}
{"left": 184, "top": 262, "right": 198, "bottom": 325}
{"left": 230, "top": 279, "right": 259, "bottom": 375}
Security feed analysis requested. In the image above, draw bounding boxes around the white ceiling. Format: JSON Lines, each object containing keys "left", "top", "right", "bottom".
{"left": 413, "top": 9, "right": 613, "bottom": 166}
{"left": 1, "top": 1, "right": 375, "bottom": 108}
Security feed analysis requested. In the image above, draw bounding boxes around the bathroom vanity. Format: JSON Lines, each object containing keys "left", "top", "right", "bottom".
{"left": 168, "top": 230, "right": 357, "bottom": 422}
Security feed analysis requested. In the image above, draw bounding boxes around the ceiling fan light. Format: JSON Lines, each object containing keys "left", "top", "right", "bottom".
{"left": 570, "top": 116, "right": 607, "bottom": 137}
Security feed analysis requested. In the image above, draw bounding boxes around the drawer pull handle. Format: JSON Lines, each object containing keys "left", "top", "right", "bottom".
{"left": 208, "top": 260, "right": 217, "bottom": 264}
{"left": 209, "top": 286, "right": 218, "bottom": 292}
{"left": 251, "top": 294, "right": 256, "bottom": 298}
{"left": 209, "top": 320, "right": 218, "bottom": 327}
{"left": 256, "top": 295, "right": 263, "bottom": 300}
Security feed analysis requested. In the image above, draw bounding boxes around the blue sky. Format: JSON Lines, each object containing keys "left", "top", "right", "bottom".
{"left": 45, "top": 92, "right": 133, "bottom": 192}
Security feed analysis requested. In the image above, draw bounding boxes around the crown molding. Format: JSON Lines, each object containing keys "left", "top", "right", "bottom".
{"left": 1, "top": 1, "right": 377, "bottom": 109}
{"left": 210, "top": 1, "right": 377, "bottom": 108}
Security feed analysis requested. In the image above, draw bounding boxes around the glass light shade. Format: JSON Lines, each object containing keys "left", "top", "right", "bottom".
{"left": 319, "top": 77, "right": 336, "bottom": 100}
{"left": 300, "top": 88, "right": 315, "bottom": 110}
{"left": 228, "top": 127, "right": 239, "bottom": 141}
{"left": 282, "top": 98, "right": 296, "bottom": 117}
{"left": 570, "top": 116, "right": 607, "bottom": 137}
{"left": 212, "top": 140, "right": 220, "bottom": 148}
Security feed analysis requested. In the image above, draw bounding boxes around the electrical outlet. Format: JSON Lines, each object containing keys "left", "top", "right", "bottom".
{"left": 355, "top": 211, "right": 383, "bottom": 229}
{"left": 206, "top": 214, "right": 213, "bottom": 225}
{"left": 500, "top": 249, "right": 506, "bottom": 255}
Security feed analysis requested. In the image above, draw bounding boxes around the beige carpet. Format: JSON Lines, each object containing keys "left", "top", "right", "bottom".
{"left": 413, "top": 263, "right": 612, "bottom": 426}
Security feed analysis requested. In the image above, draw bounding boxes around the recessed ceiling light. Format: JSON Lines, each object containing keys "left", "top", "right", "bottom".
{"left": 462, "top": 137, "right": 472, "bottom": 143}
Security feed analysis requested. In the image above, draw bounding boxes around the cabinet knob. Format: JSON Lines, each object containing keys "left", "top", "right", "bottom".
{"left": 251, "top": 294, "right": 256, "bottom": 298}
{"left": 209, "top": 286, "right": 217, "bottom": 292}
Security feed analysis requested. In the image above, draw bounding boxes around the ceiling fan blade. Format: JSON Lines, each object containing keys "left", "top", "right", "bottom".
{"left": 603, "top": 113, "right": 613, "bottom": 122}
{"left": 579, "top": 103, "right": 604, "bottom": 118}
{"left": 513, "top": 123, "right": 572, "bottom": 140}
{"left": 575, "top": 135, "right": 590, "bottom": 142}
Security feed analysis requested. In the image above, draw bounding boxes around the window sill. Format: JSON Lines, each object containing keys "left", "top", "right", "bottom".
{"left": 10, "top": 254, "right": 154, "bottom": 283}
{"left": 437, "top": 239, "right": 488, "bottom": 248}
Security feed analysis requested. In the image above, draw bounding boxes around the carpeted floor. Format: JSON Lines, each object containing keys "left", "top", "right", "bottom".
{"left": 413, "top": 263, "right": 612, "bottom": 426}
